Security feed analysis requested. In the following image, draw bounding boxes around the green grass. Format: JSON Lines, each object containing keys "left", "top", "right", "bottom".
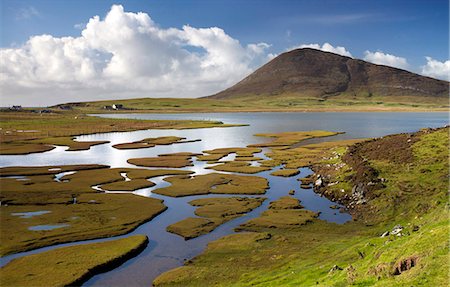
{"left": 0, "top": 235, "right": 148, "bottom": 287}
{"left": 153, "top": 127, "right": 449, "bottom": 286}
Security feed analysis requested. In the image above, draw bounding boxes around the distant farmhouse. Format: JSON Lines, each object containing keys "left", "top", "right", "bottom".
{"left": 103, "top": 104, "right": 125, "bottom": 110}
{"left": 10, "top": 105, "right": 22, "bottom": 111}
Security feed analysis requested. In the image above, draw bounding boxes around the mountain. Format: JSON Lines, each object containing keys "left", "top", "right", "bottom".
{"left": 206, "top": 48, "right": 448, "bottom": 100}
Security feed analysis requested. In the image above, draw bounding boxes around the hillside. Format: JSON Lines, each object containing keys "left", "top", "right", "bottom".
{"left": 207, "top": 48, "right": 449, "bottom": 101}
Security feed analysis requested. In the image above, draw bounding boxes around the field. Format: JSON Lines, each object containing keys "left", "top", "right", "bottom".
{"left": 50, "top": 94, "right": 449, "bottom": 114}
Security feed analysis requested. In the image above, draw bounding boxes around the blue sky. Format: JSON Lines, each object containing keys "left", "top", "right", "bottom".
{"left": 0, "top": 0, "right": 448, "bottom": 105}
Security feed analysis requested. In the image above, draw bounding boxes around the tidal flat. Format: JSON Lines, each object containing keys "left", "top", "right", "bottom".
{"left": 0, "top": 112, "right": 448, "bottom": 286}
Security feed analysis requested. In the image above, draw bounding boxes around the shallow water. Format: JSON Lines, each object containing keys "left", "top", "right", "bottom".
{"left": 0, "top": 112, "right": 447, "bottom": 285}
{"left": 28, "top": 224, "right": 70, "bottom": 231}
{"left": 11, "top": 211, "right": 51, "bottom": 219}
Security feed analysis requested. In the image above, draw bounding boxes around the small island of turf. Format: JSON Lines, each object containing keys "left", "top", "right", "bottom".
{"left": 153, "top": 173, "right": 269, "bottom": 197}
{"left": 0, "top": 235, "right": 149, "bottom": 287}
{"left": 167, "top": 197, "right": 266, "bottom": 239}
{"left": 127, "top": 152, "right": 199, "bottom": 168}
{"left": 112, "top": 136, "right": 200, "bottom": 150}
{"left": 207, "top": 161, "right": 271, "bottom": 174}
{"left": 236, "top": 196, "right": 318, "bottom": 231}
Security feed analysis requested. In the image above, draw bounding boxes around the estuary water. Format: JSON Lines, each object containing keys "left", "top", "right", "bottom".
{"left": 0, "top": 112, "right": 447, "bottom": 286}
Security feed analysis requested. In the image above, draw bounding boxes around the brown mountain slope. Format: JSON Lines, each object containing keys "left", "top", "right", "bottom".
{"left": 207, "top": 48, "right": 449, "bottom": 100}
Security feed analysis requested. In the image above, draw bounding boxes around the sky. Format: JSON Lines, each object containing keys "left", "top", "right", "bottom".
{"left": 0, "top": 0, "right": 449, "bottom": 106}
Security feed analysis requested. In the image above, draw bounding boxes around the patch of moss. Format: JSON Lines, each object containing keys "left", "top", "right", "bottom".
{"left": 208, "top": 161, "right": 271, "bottom": 174}
{"left": 265, "top": 139, "right": 364, "bottom": 168}
{"left": 100, "top": 178, "right": 155, "bottom": 191}
{"left": 236, "top": 196, "right": 317, "bottom": 231}
{"left": 127, "top": 153, "right": 199, "bottom": 168}
{"left": 234, "top": 156, "right": 263, "bottom": 161}
{"left": 153, "top": 173, "right": 268, "bottom": 197}
{"left": 250, "top": 130, "right": 341, "bottom": 148}
{"left": 270, "top": 169, "right": 300, "bottom": 177}
{"left": 113, "top": 136, "right": 200, "bottom": 150}
{"left": 30, "top": 137, "right": 109, "bottom": 151}
{"left": 0, "top": 235, "right": 148, "bottom": 287}
{"left": 167, "top": 197, "right": 266, "bottom": 239}
{"left": 0, "top": 164, "right": 107, "bottom": 176}
{"left": 198, "top": 147, "right": 261, "bottom": 163}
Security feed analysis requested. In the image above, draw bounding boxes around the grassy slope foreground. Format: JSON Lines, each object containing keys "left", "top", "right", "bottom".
{"left": 1, "top": 235, "right": 148, "bottom": 287}
{"left": 154, "top": 127, "right": 449, "bottom": 286}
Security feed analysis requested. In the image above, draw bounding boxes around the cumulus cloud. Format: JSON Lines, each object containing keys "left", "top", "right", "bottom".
{"left": 0, "top": 5, "right": 271, "bottom": 106}
{"left": 363, "top": 50, "right": 409, "bottom": 69}
{"left": 420, "top": 57, "right": 450, "bottom": 81}
{"left": 293, "top": 42, "right": 353, "bottom": 57}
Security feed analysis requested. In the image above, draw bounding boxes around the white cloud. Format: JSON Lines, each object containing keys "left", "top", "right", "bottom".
{"left": 363, "top": 50, "right": 409, "bottom": 69}
{"left": 293, "top": 42, "right": 353, "bottom": 57}
{"left": 421, "top": 57, "right": 450, "bottom": 81}
{"left": 0, "top": 5, "right": 271, "bottom": 106}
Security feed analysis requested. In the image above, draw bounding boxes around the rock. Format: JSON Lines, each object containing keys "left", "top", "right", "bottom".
{"left": 315, "top": 176, "right": 323, "bottom": 187}
{"left": 391, "top": 225, "right": 404, "bottom": 236}
{"left": 380, "top": 231, "right": 390, "bottom": 237}
{"left": 330, "top": 205, "right": 339, "bottom": 209}
{"left": 289, "top": 190, "right": 295, "bottom": 195}
{"left": 393, "top": 256, "right": 418, "bottom": 275}
{"left": 412, "top": 225, "right": 420, "bottom": 232}
{"left": 351, "top": 183, "right": 366, "bottom": 204}
{"left": 329, "top": 265, "right": 343, "bottom": 273}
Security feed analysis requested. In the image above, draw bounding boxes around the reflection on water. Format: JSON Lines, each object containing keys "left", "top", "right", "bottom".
{"left": 0, "top": 112, "right": 447, "bottom": 286}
